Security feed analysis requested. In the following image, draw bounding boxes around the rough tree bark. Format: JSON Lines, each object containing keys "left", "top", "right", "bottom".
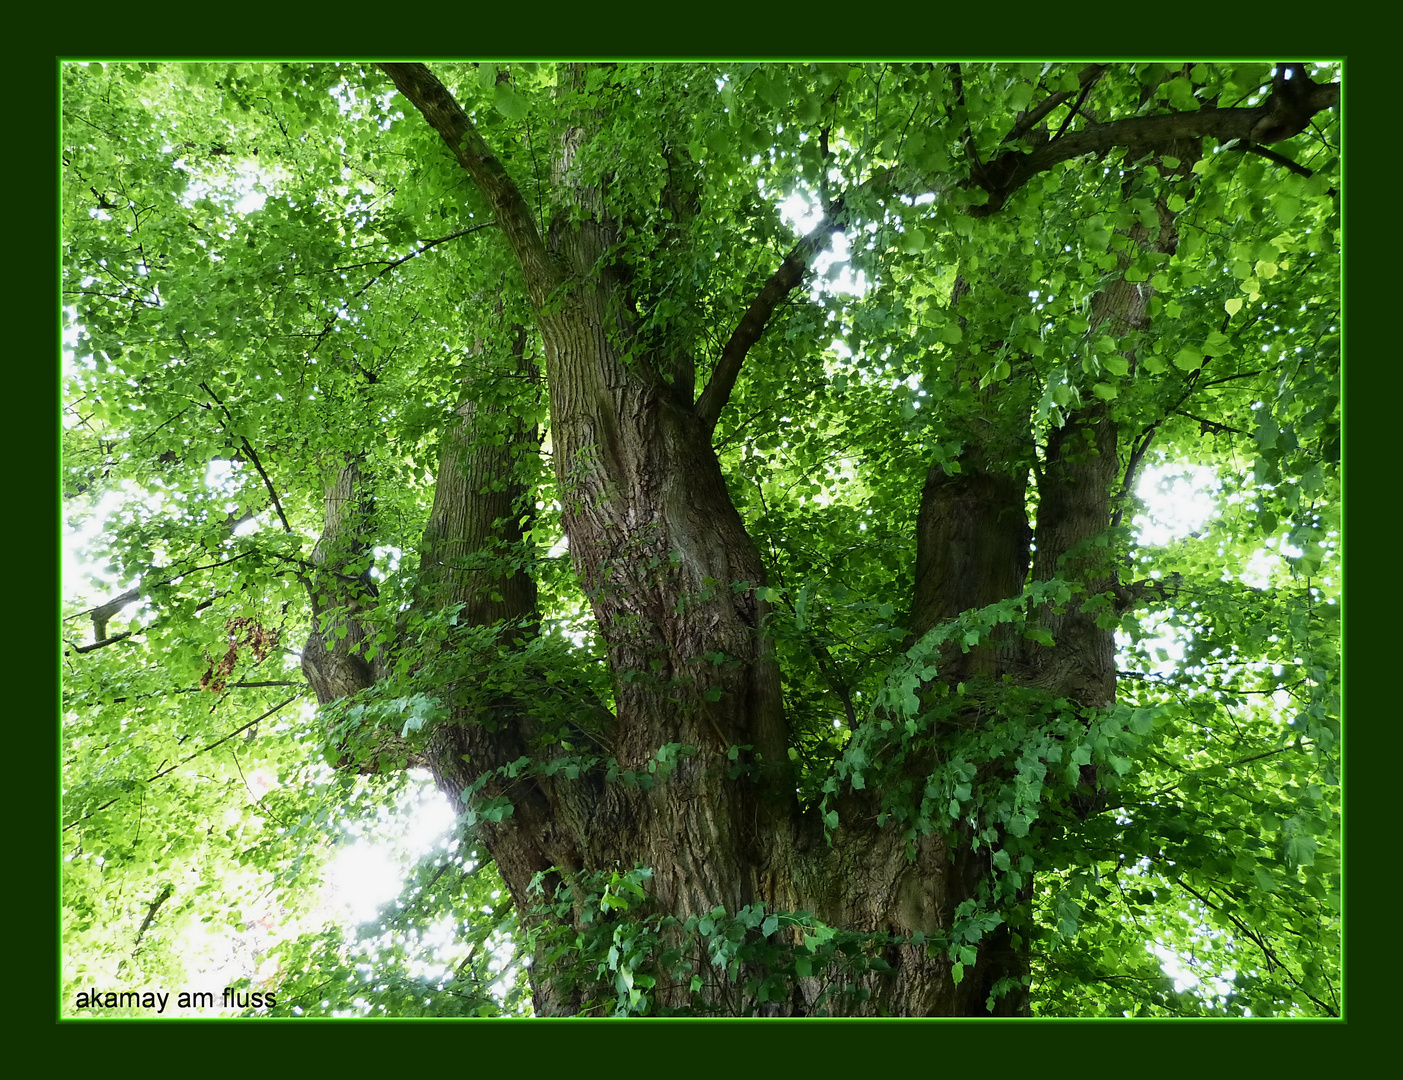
{"left": 301, "top": 456, "right": 384, "bottom": 708}
{"left": 282, "top": 62, "right": 1339, "bottom": 1016}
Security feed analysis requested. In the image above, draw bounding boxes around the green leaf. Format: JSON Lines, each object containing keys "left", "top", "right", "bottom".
{"left": 1255, "top": 412, "right": 1279, "bottom": 450}
{"left": 1172, "top": 345, "right": 1204, "bottom": 372}
{"left": 493, "top": 84, "right": 529, "bottom": 120}
{"left": 59, "top": 61, "right": 1342, "bottom": 1022}
{"left": 1284, "top": 831, "right": 1318, "bottom": 868}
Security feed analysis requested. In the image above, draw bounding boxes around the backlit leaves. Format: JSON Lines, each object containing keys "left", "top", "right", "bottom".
{"left": 63, "top": 60, "right": 1340, "bottom": 1019}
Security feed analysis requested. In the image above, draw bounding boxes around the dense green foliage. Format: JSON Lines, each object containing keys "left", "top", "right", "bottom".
{"left": 62, "top": 61, "right": 1339, "bottom": 1017}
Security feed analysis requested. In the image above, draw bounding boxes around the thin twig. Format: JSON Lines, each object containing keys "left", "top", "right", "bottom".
{"left": 133, "top": 884, "right": 174, "bottom": 952}
{"left": 63, "top": 694, "right": 304, "bottom": 832}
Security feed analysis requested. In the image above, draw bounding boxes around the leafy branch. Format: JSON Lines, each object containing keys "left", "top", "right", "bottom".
{"left": 63, "top": 693, "right": 305, "bottom": 832}
{"left": 1004, "top": 65, "right": 1108, "bottom": 146}
{"left": 695, "top": 221, "right": 837, "bottom": 432}
{"left": 190, "top": 373, "right": 298, "bottom": 542}
{"left": 1173, "top": 876, "right": 1337, "bottom": 1016}
{"left": 132, "top": 884, "right": 174, "bottom": 953}
{"left": 696, "top": 66, "right": 1335, "bottom": 434}
{"left": 965, "top": 66, "right": 1339, "bottom": 215}
{"left": 64, "top": 550, "right": 261, "bottom": 644}
{"left": 379, "top": 63, "right": 561, "bottom": 308}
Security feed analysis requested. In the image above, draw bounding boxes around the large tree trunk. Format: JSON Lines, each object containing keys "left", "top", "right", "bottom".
{"left": 522, "top": 158, "right": 803, "bottom": 1016}
{"left": 323, "top": 62, "right": 1214, "bottom": 1017}
{"left": 376, "top": 61, "right": 1041, "bottom": 1016}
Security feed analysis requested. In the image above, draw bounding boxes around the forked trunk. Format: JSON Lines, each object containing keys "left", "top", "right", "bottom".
{"left": 329, "top": 62, "right": 1204, "bottom": 1016}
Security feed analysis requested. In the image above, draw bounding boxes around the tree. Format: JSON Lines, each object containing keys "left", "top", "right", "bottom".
{"left": 62, "top": 60, "right": 1341, "bottom": 1018}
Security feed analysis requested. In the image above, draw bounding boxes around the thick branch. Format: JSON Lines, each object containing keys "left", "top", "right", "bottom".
{"left": 65, "top": 551, "right": 262, "bottom": 643}
{"left": 133, "top": 884, "right": 173, "bottom": 952}
{"left": 68, "top": 631, "right": 134, "bottom": 654}
{"left": 695, "top": 226, "right": 831, "bottom": 432}
{"left": 75, "top": 587, "right": 140, "bottom": 641}
{"left": 691, "top": 69, "right": 1329, "bottom": 432}
{"left": 379, "top": 63, "right": 561, "bottom": 307}
{"left": 968, "top": 75, "right": 1339, "bottom": 216}
{"left": 693, "top": 64, "right": 1317, "bottom": 434}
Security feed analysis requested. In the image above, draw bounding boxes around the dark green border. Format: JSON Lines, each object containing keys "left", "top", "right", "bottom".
{"left": 39, "top": 7, "right": 1371, "bottom": 1069}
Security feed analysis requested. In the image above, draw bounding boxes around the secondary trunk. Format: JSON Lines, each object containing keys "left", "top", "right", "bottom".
{"left": 323, "top": 62, "right": 1206, "bottom": 1016}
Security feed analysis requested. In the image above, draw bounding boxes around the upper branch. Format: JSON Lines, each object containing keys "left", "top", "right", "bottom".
{"left": 969, "top": 70, "right": 1339, "bottom": 216}
{"left": 62, "top": 694, "right": 305, "bottom": 832}
{"left": 697, "top": 155, "right": 920, "bottom": 431}
{"left": 626, "top": 66, "right": 1337, "bottom": 435}
{"left": 695, "top": 224, "right": 833, "bottom": 432}
{"left": 64, "top": 551, "right": 261, "bottom": 644}
{"left": 1005, "top": 64, "right": 1107, "bottom": 145}
{"left": 695, "top": 163, "right": 908, "bottom": 431}
{"left": 379, "top": 63, "right": 561, "bottom": 307}
{"left": 344, "top": 224, "right": 499, "bottom": 309}
{"left": 197, "top": 378, "right": 295, "bottom": 535}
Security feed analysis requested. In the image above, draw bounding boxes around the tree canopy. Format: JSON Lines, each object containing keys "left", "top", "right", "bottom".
{"left": 62, "top": 60, "right": 1340, "bottom": 1018}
